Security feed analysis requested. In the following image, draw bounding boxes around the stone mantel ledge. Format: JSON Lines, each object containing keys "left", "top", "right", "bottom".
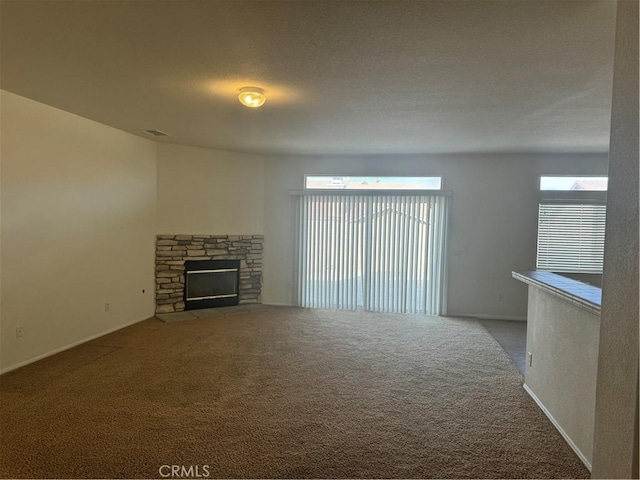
{"left": 155, "top": 234, "right": 263, "bottom": 314}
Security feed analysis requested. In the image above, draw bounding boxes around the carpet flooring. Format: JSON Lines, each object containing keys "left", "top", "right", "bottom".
{"left": 0, "top": 307, "right": 589, "bottom": 479}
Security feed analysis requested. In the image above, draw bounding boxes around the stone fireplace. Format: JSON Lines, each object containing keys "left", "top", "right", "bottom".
{"left": 155, "top": 234, "right": 263, "bottom": 314}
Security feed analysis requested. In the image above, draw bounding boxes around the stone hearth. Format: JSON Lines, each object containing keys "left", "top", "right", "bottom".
{"left": 155, "top": 234, "right": 263, "bottom": 314}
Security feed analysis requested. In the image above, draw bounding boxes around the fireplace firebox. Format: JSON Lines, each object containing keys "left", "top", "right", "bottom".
{"left": 184, "top": 259, "right": 240, "bottom": 310}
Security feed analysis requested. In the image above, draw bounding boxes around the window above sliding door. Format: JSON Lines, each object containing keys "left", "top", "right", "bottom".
{"left": 305, "top": 175, "right": 443, "bottom": 191}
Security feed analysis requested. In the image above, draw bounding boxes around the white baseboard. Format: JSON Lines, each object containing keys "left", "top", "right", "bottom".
{"left": 449, "top": 313, "right": 527, "bottom": 322}
{"left": 523, "top": 383, "right": 592, "bottom": 471}
{"left": 261, "top": 306, "right": 525, "bottom": 321}
{"left": 0, "top": 315, "right": 152, "bottom": 375}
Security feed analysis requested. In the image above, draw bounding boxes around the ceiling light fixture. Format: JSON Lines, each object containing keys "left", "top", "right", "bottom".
{"left": 238, "top": 87, "right": 266, "bottom": 108}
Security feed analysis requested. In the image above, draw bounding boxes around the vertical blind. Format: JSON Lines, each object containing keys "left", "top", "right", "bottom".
{"left": 293, "top": 192, "right": 450, "bottom": 315}
{"left": 536, "top": 203, "right": 606, "bottom": 273}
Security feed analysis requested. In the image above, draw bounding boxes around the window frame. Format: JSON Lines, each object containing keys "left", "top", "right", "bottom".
{"left": 539, "top": 175, "right": 608, "bottom": 192}
{"left": 304, "top": 174, "right": 444, "bottom": 191}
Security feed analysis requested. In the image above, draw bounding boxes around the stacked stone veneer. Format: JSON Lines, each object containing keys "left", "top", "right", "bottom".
{"left": 155, "top": 234, "right": 263, "bottom": 314}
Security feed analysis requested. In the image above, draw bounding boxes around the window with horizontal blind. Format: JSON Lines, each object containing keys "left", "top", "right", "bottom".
{"left": 536, "top": 176, "right": 607, "bottom": 274}
{"left": 536, "top": 203, "right": 606, "bottom": 273}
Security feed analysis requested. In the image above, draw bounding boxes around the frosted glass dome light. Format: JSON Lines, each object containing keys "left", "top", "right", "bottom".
{"left": 238, "top": 87, "right": 266, "bottom": 108}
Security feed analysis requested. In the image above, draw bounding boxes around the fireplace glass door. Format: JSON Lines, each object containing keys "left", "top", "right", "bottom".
{"left": 184, "top": 259, "right": 240, "bottom": 309}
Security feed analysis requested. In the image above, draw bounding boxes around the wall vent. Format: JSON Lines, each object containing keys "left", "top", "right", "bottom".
{"left": 143, "top": 129, "right": 169, "bottom": 137}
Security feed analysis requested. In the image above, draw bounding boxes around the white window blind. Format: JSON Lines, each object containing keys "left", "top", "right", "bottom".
{"left": 536, "top": 203, "right": 606, "bottom": 273}
{"left": 293, "top": 192, "right": 449, "bottom": 315}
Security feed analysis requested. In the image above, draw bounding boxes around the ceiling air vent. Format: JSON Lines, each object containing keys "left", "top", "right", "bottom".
{"left": 143, "top": 129, "right": 169, "bottom": 137}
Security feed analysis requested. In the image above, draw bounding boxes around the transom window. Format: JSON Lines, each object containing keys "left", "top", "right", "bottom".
{"left": 540, "top": 176, "right": 608, "bottom": 191}
{"left": 305, "top": 175, "right": 442, "bottom": 190}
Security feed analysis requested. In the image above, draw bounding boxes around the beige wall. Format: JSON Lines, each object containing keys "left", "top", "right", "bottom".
{"left": 156, "top": 144, "right": 265, "bottom": 235}
{"left": 0, "top": 91, "right": 612, "bottom": 372}
{"left": 262, "top": 153, "right": 608, "bottom": 318}
{"left": 0, "top": 91, "right": 157, "bottom": 372}
{"left": 592, "top": 0, "right": 639, "bottom": 477}
{"left": 523, "top": 287, "right": 599, "bottom": 469}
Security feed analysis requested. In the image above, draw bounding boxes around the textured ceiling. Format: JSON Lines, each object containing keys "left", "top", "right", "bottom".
{"left": 1, "top": 0, "right": 617, "bottom": 155}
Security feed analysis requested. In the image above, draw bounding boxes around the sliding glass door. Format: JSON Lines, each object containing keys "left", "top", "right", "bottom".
{"left": 293, "top": 192, "right": 449, "bottom": 315}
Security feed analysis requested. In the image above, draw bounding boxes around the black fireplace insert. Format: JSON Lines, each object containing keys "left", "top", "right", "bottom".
{"left": 184, "top": 259, "right": 240, "bottom": 310}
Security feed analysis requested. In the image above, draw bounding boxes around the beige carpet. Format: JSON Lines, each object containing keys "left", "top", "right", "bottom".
{"left": 0, "top": 307, "right": 589, "bottom": 479}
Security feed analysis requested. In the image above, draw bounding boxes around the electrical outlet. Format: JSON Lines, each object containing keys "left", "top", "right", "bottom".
{"left": 15, "top": 326, "right": 23, "bottom": 338}
{"left": 527, "top": 351, "right": 533, "bottom": 367}
{"left": 104, "top": 301, "right": 110, "bottom": 312}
